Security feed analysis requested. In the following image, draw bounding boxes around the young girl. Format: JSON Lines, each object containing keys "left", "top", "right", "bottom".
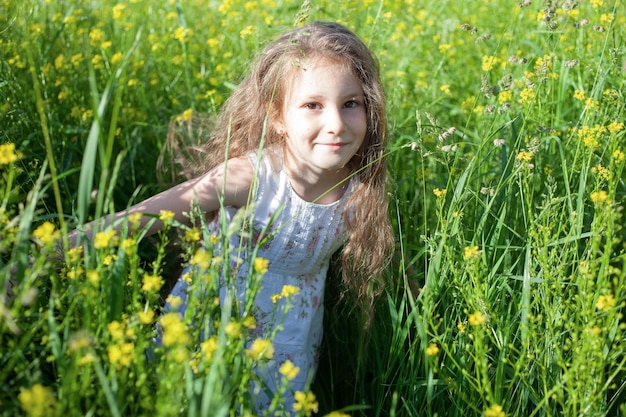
{"left": 71, "top": 21, "right": 393, "bottom": 411}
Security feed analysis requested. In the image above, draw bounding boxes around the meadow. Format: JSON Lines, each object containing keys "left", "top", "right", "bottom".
{"left": 1, "top": 0, "right": 625, "bottom": 416}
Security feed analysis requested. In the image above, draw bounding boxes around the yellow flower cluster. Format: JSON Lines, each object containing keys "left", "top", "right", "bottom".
{"left": 596, "top": 294, "right": 616, "bottom": 311}
{"left": 293, "top": 391, "right": 319, "bottom": 416}
{"left": 0, "top": 142, "right": 22, "bottom": 165}
{"left": 138, "top": 309, "right": 155, "bottom": 324}
{"left": 245, "top": 338, "right": 274, "bottom": 360}
{"left": 159, "top": 210, "right": 175, "bottom": 222}
{"left": 481, "top": 55, "right": 501, "bottom": 72}
{"left": 94, "top": 229, "right": 117, "bottom": 249}
{"left": 142, "top": 274, "right": 164, "bottom": 293}
{"left": 271, "top": 284, "right": 300, "bottom": 303}
{"left": 107, "top": 320, "right": 136, "bottom": 369}
{"left": 159, "top": 312, "right": 190, "bottom": 347}
{"left": 468, "top": 311, "right": 486, "bottom": 326}
{"left": 590, "top": 190, "right": 609, "bottom": 204}
{"left": 18, "top": 383, "right": 56, "bottom": 417}
{"left": 591, "top": 164, "right": 610, "bottom": 181}
{"left": 433, "top": 188, "right": 447, "bottom": 198}
{"left": 463, "top": 245, "right": 481, "bottom": 260}
{"left": 279, "top": 360, "right": 300, "bottom": 380}
{"left": 200, "top": 336, "right": 219, "bottom": 361}
{"left": 484, "top": 404, "right": 506, "bottom": 417}
{"left": 191, "top": 248, "right": 212, "bottom": 269}
{"left": 425, "top": 342, "right": 440, "bottom": 356}
{"left": 254, "top": 257, "right": 269, "bottom": 274}
{"left": 31, "top": 222, "right": 61, "bottom": 246}
{"left": 576, "top": 124, "right": 606, "bottom": 149}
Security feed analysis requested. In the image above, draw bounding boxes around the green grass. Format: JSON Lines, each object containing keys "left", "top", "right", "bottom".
{"left": 1, "top": 0, "right": 625, "bottom": 416}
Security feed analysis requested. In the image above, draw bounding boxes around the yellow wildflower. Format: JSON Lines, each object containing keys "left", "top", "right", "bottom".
{"left": 138, "top": 309, "right": 155, "bottom": 324}
{"left": 32, "top": 222, "right": 60, "bottom": 245}
{"left": 191, "top": 249, "right": 211, "bottom": 269}
{"left": 66, "top": 267, "right": 83, "bottom": 280}
{"left": 94, "top": 229, "right": 116, "bottom": 249}
{"left": 68, "top": 332, "right": 92, "bottom": 351}
{"left": 484, "top": 404, "right": 506, "bottom": 417}
{"left": 128, "top": 212, "right": 143, "bottom": 226}
{"left": 240, "top": 25, "right": 256, "bottom": 39}
{"left": 112, "top": 3, "right": 126, "bottom": 21}
{"left": 468, "top": 311, "right": 486, "bottom": 326}
{"left": 254, "top": 257, "right": 269, "bottom": 274}
{"left": 281, "top": 285, "right": 300, "bottom": 297}
{"left": 108, "top": 342, "right": 135, "bottom": 368}
{"left": 481, "top": 55, "right": 500, "bottom": 72}
{"left": 596, "top": 294, "right": 616, "bottom": 311}
{"left": 433, "top": 188, "right": 447, "bottom": 198}
{"left": 70, "top": 53, "right": 83, "bottom": 68}
{"left": 159, "top": 313, "right": 189, "bottom": 347}
{"left": 159, "top": 210, "right": 175, "bottom": 222}
{"left": 613, "top": 150, "right": 625, "bottom": 163}
{"left": 242, "top": 316, "right": 256, "bottom": 329}
{"left": 185, "top": 228, "right": 201, "bottom": 242}
{"left": 590, "top": 190, "right": 609, "bottom": 204}
{"left": 293, "top": 391, "right": 319, "bottom": 416}
{"left": 573, "top": 90, "right": 586, "bottom": 101}
{"left": 89, "top": 28, "right": 105, "bottom": 46}
{"left": 607, "top": 121, "right": 624, "bottom": 134}
{"left": 518, "top": 88, "right": 536, "bottom": 105}
{"left": 516, "top": 151, "right": 533, "bottom": 163}
{"left": 498, "top": 90, "right": 512, "bottom": 104}
{"left": 425, "top": 343, "right": 440, "bottom": 356}
{"left": 591, "top": 164, "right": 610, "bottom": 181}
{"left": 121, "top": 238, "right": 136, "bottom": 255}
{"left": 245, "top": 338, "right": 274, "bottom": 360}
{"left": 200, "top": 336, "right": 218, "bottom": 360}
{"left": 54, "top": 54, "right": 65, "bottom": 69}
{"left": 225, "top": 321, "right": 242, "bottom": 337}
{"left": 463, "top": 245, "right": 481, "bottom": 260}
{"left": 142, "top": 274, "right": 163, "bottom": 293}
{"left": 279, "top": 360, "right": 300, "bottom": 380}
{"left": 111, "top": 52, "right": 123, "bottom": 65}
{"left": 66, "top": 245, "right": 83, "bottom": 262}
{"left": 18, "top": 383, "right": 56, "bottom": 417}
{"left": 0, "top": 142, "right": 22, "bottom": 165}
{"left": 173, "top": 26, "right": 192, "bottom": 43}
{"left": 107, "top": 320, "right": 125, "bottom": 340}
{"left": 103, "top": 254, "right": 117, "bottom": 266}
{"left": 86, "top": 270, "right": 100, "bottom": 285}
{"left": 165, "top": 295, "right": 184, "bottom": 309}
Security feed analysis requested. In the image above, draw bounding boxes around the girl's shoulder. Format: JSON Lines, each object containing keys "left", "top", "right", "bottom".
{"left": 246, "top": 146, "right": 283, "bottom": 174}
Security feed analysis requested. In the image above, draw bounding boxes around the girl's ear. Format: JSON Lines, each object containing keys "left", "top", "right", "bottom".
{"left": 271, "top": 115, "right": 286, "bottom": 138}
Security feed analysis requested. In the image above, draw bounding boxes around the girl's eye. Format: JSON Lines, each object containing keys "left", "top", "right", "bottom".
{"left": 344, "top": 100, "right": 359, "bottom": 108}
{"left": 304, "top": 103, "right": 321, "bottom": 110}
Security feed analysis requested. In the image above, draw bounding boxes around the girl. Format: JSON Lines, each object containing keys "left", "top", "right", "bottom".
{"left": 71, "top": 21, "right": 393, "bottom": 411}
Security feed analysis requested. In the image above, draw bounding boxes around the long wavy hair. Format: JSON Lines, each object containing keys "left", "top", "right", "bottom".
{"left": 161, "top": 21, "right": 393, "bottom": 312}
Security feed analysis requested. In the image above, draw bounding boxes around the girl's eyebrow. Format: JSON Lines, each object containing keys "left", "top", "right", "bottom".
{"left": 299, "top": 91, "right": 364, "bottom": 101}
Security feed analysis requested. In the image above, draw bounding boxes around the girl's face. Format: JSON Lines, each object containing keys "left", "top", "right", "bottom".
{"left": 276, "top": 58, "right": 367, "bottom": 181}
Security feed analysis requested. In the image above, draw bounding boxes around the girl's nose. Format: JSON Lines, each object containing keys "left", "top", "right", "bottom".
{"left": 325, "top": 107, "right": 345, "bottom": 135}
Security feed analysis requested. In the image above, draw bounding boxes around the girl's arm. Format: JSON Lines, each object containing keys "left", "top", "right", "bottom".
{"left": 68, "top": 156, "right": 254, "bottom": 245}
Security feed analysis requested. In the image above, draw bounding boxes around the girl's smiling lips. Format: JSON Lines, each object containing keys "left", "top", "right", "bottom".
{"left": 317, "top": 142, "right": 349, "bottom": 150}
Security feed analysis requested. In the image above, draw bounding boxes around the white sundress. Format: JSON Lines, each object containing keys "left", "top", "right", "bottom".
{"left": 163, "top": 147, "right": 355, "bottom": 411}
